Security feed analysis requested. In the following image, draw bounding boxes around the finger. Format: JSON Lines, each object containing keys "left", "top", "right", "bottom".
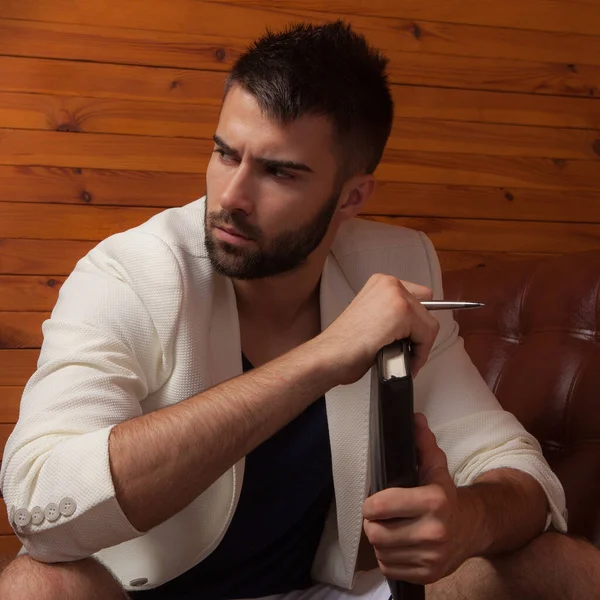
{"left": 414, "top": 414, "right": 449, "bottom": 486}
{"left": 375, "top": 560, "right": 438, "bottom": 585}
{"left": 375, "top": 543, "right": 440, "bottom": 565}
{"left": 394, "top": 297, "right": 438, "bottom": 376}
{"left": 364, "top": 514, "right": 449, "bottom": 549}
{"left": 363, "top": 488, "right": 427, "bottom": 521}
{"left": 398, "top": 280, "right": 433, "bottom": 302}
{"left": 363, "top": 516, "right": 422, "bottom": 549}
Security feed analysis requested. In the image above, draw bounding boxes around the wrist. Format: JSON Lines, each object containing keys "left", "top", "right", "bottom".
{"left": 456, "top": 485, "right": 493, "bottom": 559}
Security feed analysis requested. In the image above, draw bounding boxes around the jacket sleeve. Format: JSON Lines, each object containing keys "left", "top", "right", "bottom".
{"left": 0, "top": 231, "right": 183, "bottom": 562}
{"left": 415, "top": 232, "right": 567, "bottom": 532}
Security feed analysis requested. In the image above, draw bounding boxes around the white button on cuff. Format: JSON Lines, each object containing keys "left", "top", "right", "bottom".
{"left": 59, "top": 497, "right": 77, "bottom": 517}
{"left": 44, "top": 503, "right": 60, "bottom": 522}
{"left": 31, "top": 506, "right": 45, "bottom": 526}
{"left": 130, "top": 578, "right": 148, "bottom": 587}
{"left": 14, "top": 509, "right": 31, "bottom": 527}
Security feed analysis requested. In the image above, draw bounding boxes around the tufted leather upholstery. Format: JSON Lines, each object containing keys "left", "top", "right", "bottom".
{"left": 443, "top": 250, "right": 600, "bottom": 547}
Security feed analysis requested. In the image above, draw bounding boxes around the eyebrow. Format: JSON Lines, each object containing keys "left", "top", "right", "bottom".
{"left": 213, "top": 134, "right": 314, "bottom": 174}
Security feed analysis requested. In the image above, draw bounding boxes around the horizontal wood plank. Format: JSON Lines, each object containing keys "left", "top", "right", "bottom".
{"left": 2, "top": 89, "right": 600, "bottom": 144}
{"left": 0, "top": 129, "right": 212, "bottom": 174}
{"left": 0, "top": 56, "right": 228, "bottom": 104}
{"left": 391, "top": 86, "right": 600, "bottom": 130}
{"left": 2, "top": 94, "right": 599, "bottom": 161}
{"left": 376, "top": 150, "right": 600, "bottom": 190}
{"left": 2, "top": 130, "right": 600, "bottom": 189}
{"left": 0, "top": 203, "right": 161, "bottom": 240}
{"left": 0, "top": 351, "right": 39, "bottom": 386}
{"left": 0, "top": 276, "right": 63, "bottom": 311}
{"left": 3, "top": 13, "right": 600, "bottom": 70}
{"left": 366, "top": 216, "right": 600, "bottom": 253}
{"left": 0, "top": 17, "right": 243, "bottom": 72}
{"left": 208, "top": 0, "right": 600, "bottom": 36}
{"left": 437, "top": 250, "right": 558, "bottom": 272}
{"left": 0, "top": 165, "right": 203, "bottom": 207}
{"left": 0, "top": 388, "right": 22, "bottom": 423}
{"left": 0, "top": 313, "right": 47, "bottom": 349}
{"left": 2, "top": 0, "right": 599, "bottom": 38}
{"left": 0, "top": 92, "right": 219, "bottom": 139}
{"left": 1, "top": 52, "right": 598, "bottom": 101}
{"left": 0, "top": 239, "right": 95, "bottom": 275}
{"left": 366, "top": 183, "right": 600, "bottom": 223}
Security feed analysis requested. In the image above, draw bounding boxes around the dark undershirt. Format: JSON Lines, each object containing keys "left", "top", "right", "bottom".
{"left": 130, "top": 354, "right": 335, "bottom": 599}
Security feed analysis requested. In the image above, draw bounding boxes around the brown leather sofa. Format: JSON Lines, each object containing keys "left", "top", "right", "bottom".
{"left": 444, "top": 250, "right": 600, "bottom": 547}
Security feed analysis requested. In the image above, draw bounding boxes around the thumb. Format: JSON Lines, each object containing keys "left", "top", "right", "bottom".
{"left": 414, "top": 413, "right": 450, "bottom": 486}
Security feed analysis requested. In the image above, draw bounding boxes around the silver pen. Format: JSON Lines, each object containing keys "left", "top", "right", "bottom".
{"left": 421, "top": 301, "right": 484, "bottom": 311}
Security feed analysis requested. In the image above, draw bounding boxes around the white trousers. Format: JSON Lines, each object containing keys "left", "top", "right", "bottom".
{"left": 243, "top": 570, "right": 391, "bottom": 600}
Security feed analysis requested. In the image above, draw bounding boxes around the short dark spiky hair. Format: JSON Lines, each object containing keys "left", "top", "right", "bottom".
{"left": 225, "top": 20, "right": 394, "bottom": 181}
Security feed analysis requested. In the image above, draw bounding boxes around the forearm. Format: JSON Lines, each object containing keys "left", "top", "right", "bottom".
{"left": 109, "top": 337, "right": 337, "bottom": 532}
{"left": 459, "top": 468, "right": 548, "bottom": 558}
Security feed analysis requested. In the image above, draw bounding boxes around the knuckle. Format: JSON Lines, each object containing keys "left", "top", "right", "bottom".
{"left": 378, "top": 562, "right": 394, "bottom": 579}
{"left": 425, "top": 488, "right": 448, "bottom": 513}
{"left": 421, "top": 286, "right": 434, "bottom": 301}
{"left": 368, "top": 494, "right": 387, "bottom": 516}
{"left": 364, "top": 522, "right": 384, "bottom": 547}
{"left": 422, "top": 521, "right": 449, "bottom": 544}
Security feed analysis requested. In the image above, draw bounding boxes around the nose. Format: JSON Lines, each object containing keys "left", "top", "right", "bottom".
{"left": 219, "top": 165, "right": 255, "bottom": 216}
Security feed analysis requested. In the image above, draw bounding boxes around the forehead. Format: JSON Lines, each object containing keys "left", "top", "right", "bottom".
{"left": 217, "top": 86, "right": 338, "bottom": 173}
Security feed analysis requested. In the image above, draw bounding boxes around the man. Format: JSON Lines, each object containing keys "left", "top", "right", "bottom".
{"left": 0, "top": 20, "right": 598, "bottom": 600}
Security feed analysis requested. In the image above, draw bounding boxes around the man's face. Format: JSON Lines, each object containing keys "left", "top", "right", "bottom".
{"left": 204, "top": 86, "right": 342, "bottom": 280}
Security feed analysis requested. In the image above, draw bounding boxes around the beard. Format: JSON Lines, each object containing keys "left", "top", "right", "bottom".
{"left": 204, "top": 190, "right": 340, "bottom": 280}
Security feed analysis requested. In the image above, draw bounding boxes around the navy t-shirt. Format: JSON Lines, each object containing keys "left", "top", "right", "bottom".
{"left": 131, "top": 354, "right": 334, "bottom": 599}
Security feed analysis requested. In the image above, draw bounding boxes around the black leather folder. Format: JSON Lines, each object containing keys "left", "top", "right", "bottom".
{"left": 369, "top": 339, "right": 425, "bottom": 600}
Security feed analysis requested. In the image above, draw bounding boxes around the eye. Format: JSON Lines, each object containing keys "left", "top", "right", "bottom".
{"left": 265, "top": 165, "right": 294, "bottom": 180}
{"left": 213, "top": 148, "right": 238, "bottom": 164}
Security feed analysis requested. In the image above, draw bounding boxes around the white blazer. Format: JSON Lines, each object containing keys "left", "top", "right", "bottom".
{"left": 0, "top": 199, "right": 566, "bottom": 592}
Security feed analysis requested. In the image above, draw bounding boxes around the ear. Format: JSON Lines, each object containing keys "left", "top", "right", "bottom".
{"left": 336, "top": 175, "right": 376, "bottom": 221}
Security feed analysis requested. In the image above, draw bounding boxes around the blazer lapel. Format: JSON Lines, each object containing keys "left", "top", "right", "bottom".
{"left": 318, "top": 254, "right": 372, "bottom": 586}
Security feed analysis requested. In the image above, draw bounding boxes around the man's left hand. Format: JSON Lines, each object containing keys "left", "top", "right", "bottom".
{"left": 362, "top": 413, "right": 483, "bottom": 584}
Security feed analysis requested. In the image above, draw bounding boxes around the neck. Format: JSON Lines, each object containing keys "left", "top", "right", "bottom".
{"left": 233, "top": 250, "right": 328, "bottom": 329}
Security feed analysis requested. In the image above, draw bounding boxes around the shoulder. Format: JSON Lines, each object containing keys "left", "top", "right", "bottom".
{"left": 332, "top": 217, "right": 439, "bottom": 290}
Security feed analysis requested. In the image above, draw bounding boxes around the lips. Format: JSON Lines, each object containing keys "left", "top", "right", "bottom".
{"left": 217, "top": 225, "right": 250, "bottom": 241}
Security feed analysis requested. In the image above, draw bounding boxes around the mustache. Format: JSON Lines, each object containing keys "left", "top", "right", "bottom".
{"left": 208, "top": 209, "right": 262, "bottom": 241}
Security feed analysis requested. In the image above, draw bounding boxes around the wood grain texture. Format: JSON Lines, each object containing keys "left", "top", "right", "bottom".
{"left": 2, "top": 84, "right": 600, "bottom": 137}
{"left": 0, "top": 165, "right": 203, "bottom": 207}
{"left": 0, "top": 351, "right": 39, "bottom": 386}
{"left": 0, "top": 239, "right": 95, "bottom": 275}
{"left": 2, "top": 0, "right": 599, "bottom": 37}
{"left": 437, "top": 250, "right": 557, "bottom": 272}
{"left": 207, "top": 0, "right": 600, "bottom": 36}
{"left": 2, "top": 52, "right": 599, "bottom": 100}
{"left": 3, "top": 14, "right": 600, "bottom": 69}
{"left": 0, "top": 56, "right": 228, "bottom": 104}
{"left": 0, "top": 276, "right": 63, "bottom": 311}
{"left": 1, "top": 130, "right": 600, "bottom": 189}
{"left": 366, "top": 182, "right": 600, "bottom": 223}
{"left": 0, "top": 130, "right": 211, "bottom": 174}
{"left": 366, "top": 216, "right": 600, "bottom": 253}
{"left": 0, "top": 388, "right": 22, "bottom": 423}
{"left": 0, "top": 313, "right": 47, "bottom": 349}
{"left": 376, "top": 150, "right": 600, "bottom": 190}
{"left": 2, "top": 94, "right": 599, "bottom": 161}
{"left": 0, "top": 202, "right": 161, "bottom": 241}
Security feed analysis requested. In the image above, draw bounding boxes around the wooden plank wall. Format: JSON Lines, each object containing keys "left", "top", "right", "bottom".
{"left": 1, "top": 0, "right": 600, "bottom": 555}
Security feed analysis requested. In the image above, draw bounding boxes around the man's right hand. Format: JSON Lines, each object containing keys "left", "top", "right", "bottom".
{"left": 314, "top": 274, "right": 440, "bottom": 386}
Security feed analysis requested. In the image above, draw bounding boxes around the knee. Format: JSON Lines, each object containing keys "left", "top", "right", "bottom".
{"left": 0, "top": 554, "right": 128, "bottom": 600}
